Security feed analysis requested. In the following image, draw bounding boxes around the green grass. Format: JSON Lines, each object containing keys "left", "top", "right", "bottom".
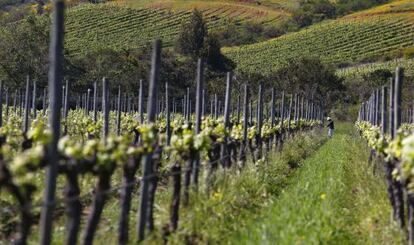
{"left": 231, "top": 123, "right": 404, "bottom": 244}
{"left": 223, "top": 11, "right": 414, "bottom": 74}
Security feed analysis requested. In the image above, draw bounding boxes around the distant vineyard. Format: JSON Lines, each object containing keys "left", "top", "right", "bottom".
{"left": 336, "top": 58, "right": 414, "bottom": 79}
{"left": 120, "top": 0, "right": 293, "bottom": 20}
{"left": 223, "top": 13, "right": 414, "bottom": 74}
{"left": 65, "top": 3, "right": 283, "bottom": 55}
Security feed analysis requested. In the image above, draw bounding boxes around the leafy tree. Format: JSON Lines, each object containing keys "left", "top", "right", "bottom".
{"left": 203, "top": 34, "right": 223, "bottom": 69}
{"left": 362, "top": 69, "right": 393, "bottom": 88}
{"left": 292, "top": 10, "right": 313, "bottom": 28}
{"left": 336, "top": 0, "right": 388, "bottom": 15}
{"left": 215, "top": 22, "right": 285, "bottom": 47}
{"left": 175, "top": 9, "right": 207, "bottom": 59}
{"left": 0, "top": 15, "right": 49, "bottom": 88}
{"left": 175, "top": 9, "right": 231, "bottom": 71}
{"left": 269, "top": 57, "right": 345, "bottom": 109}
{"left": 292, "top": 0, "right": 336, "bottom": 27}
{"left": 346, "top": 68, "right": 393, "bottom": 102}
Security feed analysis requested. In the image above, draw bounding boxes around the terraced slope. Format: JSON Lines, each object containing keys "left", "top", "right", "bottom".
{"left": 223, "top": 1, "right": 414, "bottom": 74}
{"left": 121, "top": 0, "right": 294, "bottom": 23}
{"left": 65, "top": 4, "right": 246, "bottom": 55}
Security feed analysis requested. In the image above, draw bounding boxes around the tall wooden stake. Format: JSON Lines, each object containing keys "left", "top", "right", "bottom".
{"left": 0, "top": 80, "right": 3, "bottom": 128}
{"left": 166, "top": 82, "right": 171, "bottom": 145}
{"left": 138, "top": 79, "right": 144, "bottom": 124}
{"left": 102, "top": 77, "right": 109, "bottom": 139}
{"left": 23, "top": 76, "right": 30, "bottom": 134}
{"left": 117, "top": 86, "right": 121, "bottom": 135}
{"left": 137, "top": 40, "right": 161, "bottom": 241}
{"left": 192, "top": 58, "right": 204, "bottom": 185}
{"left": 40, "top": 1, "right": 65, "bottom": 243}
{"left": 32, "top": 80, "right": 37, "bottom": 118}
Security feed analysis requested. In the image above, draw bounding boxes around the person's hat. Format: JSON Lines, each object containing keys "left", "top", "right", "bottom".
{"left": 327, "top": 117, "right": 331, "bottom": 121}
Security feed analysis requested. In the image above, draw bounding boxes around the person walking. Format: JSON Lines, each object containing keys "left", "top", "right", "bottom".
{"left": 327, "top": 117, "right": 334, "bottom": 138}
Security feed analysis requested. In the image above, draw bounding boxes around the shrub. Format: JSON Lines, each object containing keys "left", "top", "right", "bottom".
{"left": 403, "top": 46, "right": 414, "bottom": 59}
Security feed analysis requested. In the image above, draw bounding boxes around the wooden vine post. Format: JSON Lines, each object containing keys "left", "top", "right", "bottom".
{"left": 236, "top": 93, "right": 241, "bottom": 124}
{"left": 249, "top": 98, "right": 253, "bottom": 125}
{"left": 380, "top": 85, "right": 397, "bottom": 226}
{"left": 118, "top": 99, "right": 142, "bottom": 245}
{"left": 138, "top": 79, "right": 144, "bottom": 124}
{"left": 165, "top": 78, "right": 180, "bottom": 232}
{"left": 4, "top": 88, "right": 8, "bottom": 118}
{"left": 240, "top": 84, "right": 249, "bottom": 166}
{"left": 137, "top": 40, "right": 161, "bottom": 241}
{"left": 184, "top": 61, "right": 205, "bottom": 206}
{"left": 42, "top": 88, "right": 47, "bottom": 115}
{"left": 214, "top": 94, "right": 218, "bottom": 119}
{"left": 372, "top": 90, "right": 376, "bottom": 125}
{"left": 393, "top": 67, "right": 405, "bottom": 229}
{"left": 293, "top": 93, "right": 298, "bottom": 122}
{"left": 256, "top": 83, "right": 263, "bottom": 160}
{"left": 93, "top": 81, "right": 97, "bottom": 122}
{"left": 117, "top": 86, "right": 122, "bottom": 135}
{"left": 61, "top": 85, "right": 65, "bottom": 116}
{"left": 19, "top": 89, "right": 23, "bottom": 117}
{"left": 192, "top": 58, "right": 204, "bottom": 186}
{"left": 86, "top": 88, "right": 91, "bottom": 115}
{"left": 202, "top": 89, "right": 206, "bottom": 117}
{"left": 64, "top": 80, "right": 69, "bottom": 134}
{"left": 279, "top": 91, "right": 285, "bottom": 149}
{"left": 0, "top": 80, "right": 3, "bottom": 128}
{"left": 186, "top": 87, "right": 190, "bottom": 122}
{"left": 222, "top": 71, "right": 232, "bottom": 168}
{"left": 23, "top": 76, "right": 30, "bottom": 134}
{"left": 13, "top": 90, "right": 16, "bottom": 113}
{"left": 376, "top": 89, "right": 381, "bottom": 126}
{"left": 32, "top": 80, "right": 37, "bottom": 118}
{"left": 102, "top": 77, "right": 109, "bottom": 139}
{"left": 270, "top": 88, "right": 275, "bottom": 150}
{"left": 183, "top": 95, "right": 186, "bottom": 117}
{"left": 287, "top": 94, "right": 293, "bottom": 135}
{"left": 381, "top": 86, "right": 387, "bottom": 135}
{"left": 300, "top": 96, "right": 304, "bottom": 125}
{"left": 39, "top": 0, "right": 65, "bottom": 243}
{"left": 166, "top": 82, "right": 171, "bottom": 145}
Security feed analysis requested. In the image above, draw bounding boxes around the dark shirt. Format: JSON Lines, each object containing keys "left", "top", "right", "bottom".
{"left": 327, "top": 121, "right": 334, "bottom": 129}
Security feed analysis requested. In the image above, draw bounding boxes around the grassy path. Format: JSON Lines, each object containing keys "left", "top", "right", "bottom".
{"left": 232, "top": 123, "right": 403, "bottom": 244}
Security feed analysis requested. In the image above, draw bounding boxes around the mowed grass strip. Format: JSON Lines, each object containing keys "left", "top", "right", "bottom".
{"left": 232, "top": 123, "right": 404, "bottom": 244}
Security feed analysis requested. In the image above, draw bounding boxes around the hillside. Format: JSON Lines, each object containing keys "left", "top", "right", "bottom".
{"left": 120, "top": 0, "right": 296, "bottom": 21}
{"left": 223, "top": 0, "right": 414, "bottom": 74}
{"left": 65, "top": 2, "right": 288, "bottom": 55}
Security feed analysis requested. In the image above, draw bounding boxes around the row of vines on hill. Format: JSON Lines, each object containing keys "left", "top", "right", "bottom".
{"left": 0, "top": 2, "right": 324, "bottom": 244}
{"left": 64, "top": 3, "right": 280, "bottom": 55}
{"left": 224, "top": 14, "right": 414, "bottom": 74}
{"left": 336, "top": 58, "right": 414, "bottom": 79}
{"left": 356, "top": 67, "right": 414, "bottom": 244}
